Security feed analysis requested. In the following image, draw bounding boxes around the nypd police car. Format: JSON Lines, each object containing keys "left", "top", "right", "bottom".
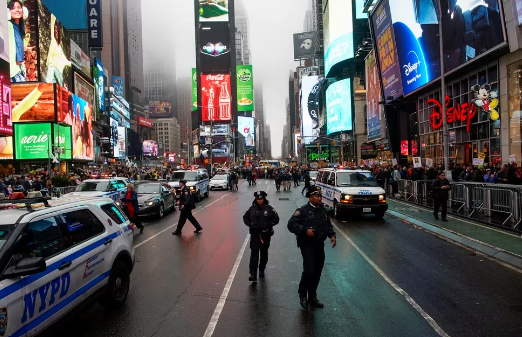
{"left": 315, "top": 168, "right": 388, "bottom": 219}
{"left": 66, "top": 178, "right": 130, "bottom": 201}
{"left": 168, "top": 170, "right": 210, "bottom": 202}
{"left": 0, "top": 194, "right": 135, "bottom": 336}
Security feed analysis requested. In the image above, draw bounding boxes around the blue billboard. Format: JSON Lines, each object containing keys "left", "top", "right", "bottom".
{"left": 95, "top": 58, "right": 105, "bottom": 111}
{"left": 324, "top": 0, "right": 354, "bottom": 76}
{"left": 112, "top": 76, "right": 124, "bottom": 97}
{"left": 326, "top": 79, "right": 352, "bottom": 135}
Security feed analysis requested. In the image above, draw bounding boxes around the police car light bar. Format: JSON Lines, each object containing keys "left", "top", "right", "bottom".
{"left": 0, "top": 197, "right": 51, "bottom": 211}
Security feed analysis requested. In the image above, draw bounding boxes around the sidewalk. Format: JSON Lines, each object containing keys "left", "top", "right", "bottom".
{"left": 386, "top": 199, "right": 522, "bottom": 270}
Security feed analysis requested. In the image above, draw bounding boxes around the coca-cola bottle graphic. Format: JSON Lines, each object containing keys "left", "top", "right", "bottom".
{"left": 207, "top": 86, "right": 215, "bottom": 121}
{"left": 219, "top": 81, "right": 231, "bottom": 120}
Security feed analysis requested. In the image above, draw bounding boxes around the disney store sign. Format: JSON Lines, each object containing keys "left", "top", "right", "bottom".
{"left": 428, "top": 96, "right": 476, "bottom": 133}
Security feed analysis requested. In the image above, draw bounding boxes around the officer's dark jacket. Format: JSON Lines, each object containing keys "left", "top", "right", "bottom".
{"left": 287, "top": 203, "right": 335, "bottom": 243}
{"left": 243, "top": 201, "right": 279, "bottom": 233}
{"left": 431, "top": 178, "right": 451, "bottom": 200}
{"left": 179, "top": 185, "right": 196, "bottom": 210}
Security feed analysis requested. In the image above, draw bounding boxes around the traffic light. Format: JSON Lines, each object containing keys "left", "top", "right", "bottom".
{"left": 333, "top": 141, "right": 337, "bottom": 146}
{"left": 316, "top": 142, "right": 320, "bottom": 148}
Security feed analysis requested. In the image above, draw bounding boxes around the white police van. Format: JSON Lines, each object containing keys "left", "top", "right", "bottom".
{"left": 168, "top": 170, "right": 210, "bottom": 202}
{"left": 66, "top": 178, "right": 130, "bottom": 201}
{"left": 0, "top": 195, "right": 135, "bottom": 336}
{"left": 315, "top": 168, "right": 388, "bottom": 219}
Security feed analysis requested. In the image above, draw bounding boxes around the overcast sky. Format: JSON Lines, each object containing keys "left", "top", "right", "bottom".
{"left": 142, "top": 0, "right": 308, "bottom": 158}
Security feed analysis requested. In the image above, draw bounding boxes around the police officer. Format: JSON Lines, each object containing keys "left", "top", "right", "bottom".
{"left": 287, "top": 185, "right": 336, "bottom": 309}
{"left": 172, "top": 179, "right": 203, "bottom": 235}
{"left": 243, "top": 191, "right": 280, "bottom": 282}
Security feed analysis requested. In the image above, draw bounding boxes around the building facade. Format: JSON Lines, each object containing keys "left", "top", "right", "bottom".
{"left": 152, "top": 118, "right": 181, "bottom": 157}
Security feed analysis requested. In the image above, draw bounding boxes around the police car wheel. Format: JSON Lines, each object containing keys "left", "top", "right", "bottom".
{"left": 333, "top": 201, "right": 343, "bottom": 219}
{"left": 194, "top": 191, "right": 201, "bottom": 202}
{"left": 157, "top": 203, "right": 165, "bottom": 218}
{"left": 204, "top": 190, "right": 209, "bottom": 198}
{"left": 101, "top": 261, "right": 130, "bottom": 307}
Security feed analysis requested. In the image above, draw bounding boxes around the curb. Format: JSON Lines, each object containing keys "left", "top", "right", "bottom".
{"left": 386, "top": 210, "right": 522, "bottom": 271}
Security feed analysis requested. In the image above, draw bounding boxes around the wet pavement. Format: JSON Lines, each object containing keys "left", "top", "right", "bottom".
{"left": 42, "top": 179, "right": 522, "bottom": 337}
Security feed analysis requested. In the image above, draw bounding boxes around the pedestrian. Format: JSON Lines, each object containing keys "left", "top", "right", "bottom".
{"left": 287, "top": 185, "right": 336, "bottom": 309}
{"left": 302, "top": 172, "right": 311, "bottom": 195}
{"left": 431, "top": 172, "right": 451, "bottom": 222}
{"left": 274, "top": 170, "right": 282, "bottom": 192}
{"left": 121, "top": 183, "right": 145, "bottom": 233}
{"left": 292, "top": 170, "right": 300, "bottom": 187}
{"left": 243, "top": 191, "right": 280, "bottom": 282}
{"left": 172, "top": 179, "right": 203, "bottom": 235}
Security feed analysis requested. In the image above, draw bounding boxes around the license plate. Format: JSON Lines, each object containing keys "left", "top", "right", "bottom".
{"left": 363, "top": 208, "right": 371, "bottom": 213}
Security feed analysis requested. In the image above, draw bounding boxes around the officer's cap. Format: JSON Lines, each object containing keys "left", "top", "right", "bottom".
{"left": 179, "top": 179, "right": 187, "bottom": 184}
{"left": 254, "top": 191, "right": 267, "bottom": 199}
{"left": 306, "top": 186, "right": 322, "bottom": 198}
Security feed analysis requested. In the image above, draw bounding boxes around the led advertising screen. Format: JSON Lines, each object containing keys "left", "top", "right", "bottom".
{"left": 14, "top": 122, "right": 51, "bottom": 160}
{"left": 440, "top": 0, "right": 505, "bottom": 73}
{"left": 371, "top": 0, "right": 403, "bottom": 101}
{"left": 0, "top": 56, "right": 11, "bottom": 136}
{"left": 192, "top": 68, "right": 198, "bottom": 111}
{"left": 69, "top": 94, "right": 93, "bottom": 161}
{"left": 323, "top": 0, "right": 354, "bottom": 76}
{"left": 366, "top": 50, "right": 383, "bottom": 142}
{"left": 71, "top": 40, "right": 91, "bottom": 77}
{"left": 388, "top": 0, "right": 441, "bottom": 96}
{"left": 73, "top": 73, "right": 95, "bottom": 108}
{"left": 12, "top": 83, "right": 55, "bottom": 122}
{"left": 53, "top": 123, "right": 72, "bottom": 160}
{"left": 117, "top": 126, "right": 125, "bottom": 159}
{"left": 110, "top": 117, "right": 118, "bottom": 158}
{"left": 199, "top": 0, "right": 228, "bottom": 22}
{"left": 93, "top": 58, "right": 104, "bottom": 111}
{"left": 112, "top": 76, "right": 124, "bottom": 97}
{"left": 168, "top": 153, "right": 176, "bottom": 163}
{"left": 199, "top": 22, "right": 231, "bottom": 72}
{"left": 293, "top": 31, "right": 317, "bottom": 60}
{"left": 201, "top": 74, "right": 231, "bottom": 122}
{"left": 236, "top": 65, "right": 254, "bottom": 111}
{"left": 355, "top": 0, "right": 367, "bottom": 19}
{"left": 238, "top": 116, "right": 254, "bottom": 147}
{"left": 148, "top": 101, "right": 172, "bottom": 118}
{"left": 143, "top": 140, "right": 158, "bottom": 157}
{"left": 326, "top": 79, "right": 352, "bottom": 135}
{"left": 301, "top": 76, "right": 319, "bottom": 144}
{"left": 38, "top": 3, "right": 72, "bottom": 89}
{"left": 202, "top": 143, "right": 229, "bottom": 158}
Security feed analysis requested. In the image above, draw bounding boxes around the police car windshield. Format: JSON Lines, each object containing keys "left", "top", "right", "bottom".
{"left": 171, "top": 172, "right": 198, "bottom": 180}
{"left": 76, "top": 181, "right": 110, "bottom": 192}
{"left": 0, "top": 226, "right": 13, "bottom": 251}
{"left": 309, "top": 171, "right": 318, "bottom": 178}
{"left": 336, "top": 172, "right": 377, "bottom": 187}
{"left": 134, "top": 184, "right": 160, "bottom": 194}
{"left": 213, "top": 175, "right": 228, "bottom": 180}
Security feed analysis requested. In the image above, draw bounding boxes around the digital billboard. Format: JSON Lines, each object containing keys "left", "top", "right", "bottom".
{"left": 323, "top": 0, "right": 354, "bottom": 76}
{"left": 93, "top": 58, "right": 104, "bottom": 111}
{"left": 143, "top": 140, "right": 158, "bottom": 157}
{"left": 301, "top": 76, "right": 319, "bottom": 144}
{"left": 293, "top": 31, "right": 316, "bottom": 60}
{"left": 355, "top": 0, "right": 367, "bottom": 19}
{"left": 69, "top": 94, "right": 93, "bottom": 161}
{"left": 236, "top": 65, "right": 254, "bottom": 111}
{"left": 199, "top": 22, "right": 231, "bottom": 71}
{"left": 326, "top": 79, "right": 352, "bottom": 135}
{"left": 112, "top": 76, "right": 124, "bottom": 97}
{"left": 71, "top": 40, "right": 91, "bottom": 77}
{"left": 199, "top": 0, "right": 228, "bottom": 22}
{"left": 202, "top": 143, "right": 229, "bottom": 158}
{"left": 238, "top": 116, "right": 254, "bottom": 147}
{"left": 366, "top": 50, "right": 383, "bottom": 142}
{"left": 148, "top": 101, "right": 172, "bottom": 118}
{"left": 12, "top": 83, "right": 55, "bottom": 122}
{"left": 53, "top": 123, "right": 71, "bottom": 160}
{"left": 192, "top": 68, "right": 198, "bottom": 111}
{"left": 73, "top": 73, "right": 94, "bottom": 108}
{"left": 14, "top": 122, "right": 51, "bottom": 160}
{"left": 388, "top": 0, "right": 440, "bottom": 96}
{"left": 201, "top": 74, "right": 231, "bottom": 122}
{"left": 117, "top": 126, "right": 125, "bottom": 159}
{"left": 38, "top": 3, "right": 72, "bottom": 89}
{"left": 110, "top": 117, "right": 118, "bottom": 158}
{"left": 371, "top": 0, "right": 403, "bottom": 101}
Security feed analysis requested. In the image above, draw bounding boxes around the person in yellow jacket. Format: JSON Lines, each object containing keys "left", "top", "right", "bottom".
{"left": 45, "top": 15, "right": 71, "bottom": 86}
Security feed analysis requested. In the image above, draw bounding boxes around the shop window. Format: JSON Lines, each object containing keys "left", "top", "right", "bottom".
{"left": 488, "top": 65, "right": 498, "bottom": 83}
{"left": 470, "top": 74, "right": 477, "bottom": 87}
{"left": 478, "top": 70, "right": 487, "bottom": 86}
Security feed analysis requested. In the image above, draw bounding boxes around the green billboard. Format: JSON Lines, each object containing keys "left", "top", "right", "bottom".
{"left": 192, "top": 68, "right": 198, "bottom": 111}
{"left": 14, "top": 123, "right": 73, "bottom": 160}
{"left": 236, "top": 65, "right": 254, "bottom": 111}
{"left": 53, "top": 124, "right": 72, "bottom": 160}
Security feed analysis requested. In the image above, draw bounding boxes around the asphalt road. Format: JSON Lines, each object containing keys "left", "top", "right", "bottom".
{"left": 42, "top": 179, "right": 522, "bottom": 337}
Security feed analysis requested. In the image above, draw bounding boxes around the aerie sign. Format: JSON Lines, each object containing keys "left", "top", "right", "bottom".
{"left": 21, "top": 134, "right": 48, "bottom": 144}
{"left": 428, "top": 96, "right": 477, "bottom": 133}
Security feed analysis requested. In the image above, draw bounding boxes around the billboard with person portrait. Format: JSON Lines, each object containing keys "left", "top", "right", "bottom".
{"left": 143, "top": 140, "right": 158, "bottom": 157}
{"left": 57, "top": 92, "right": 93, "bottom": 161}
{"left": 366, "top": 50, "right": 383, "bottom": 142}
{"left": 117, "top": 125, "right": 125, "bottom": 159}
{"left": 110, "top": 117, "right": 118, "bottom": 158}
{"left": 293, "top": 31, "right": 316, "bottom": 60}
{"left": 148, "top": 101, "right": 172, "bottom": 118}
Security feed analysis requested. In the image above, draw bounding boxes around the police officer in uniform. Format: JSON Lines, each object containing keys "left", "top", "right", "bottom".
{"left": 287, "top": 185, "right": 336, "bottom": 309}
{"left": 172, "top": 179, "right": 203, "bottom": 235}
{"left": 243, "top": 191, "right": 280, "bottom": 282}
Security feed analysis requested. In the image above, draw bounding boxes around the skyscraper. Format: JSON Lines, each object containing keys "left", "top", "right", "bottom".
{"left": 176, "top": 77, "right": 193, "bottom": 157}
{"left": 235, "top": 0, "right": 251, "bottom": 65}
{"left": 144, "top": 58, "right": 177, "bottom": 114}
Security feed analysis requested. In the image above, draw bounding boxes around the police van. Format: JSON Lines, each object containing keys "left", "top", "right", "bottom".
{"left": 315, "top": 168, "right": 388, "bottom": 219}
{"left": 66, "top": 178, "right": 130, "bottom": 201}
{"left": 168, "top": 170, "right": 210, "bottom": 202}
{"left": 0, "top": 195, "right": 135, "bottom": 336}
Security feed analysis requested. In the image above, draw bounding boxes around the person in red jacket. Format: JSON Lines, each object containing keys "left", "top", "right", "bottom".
{"left": 121, "top": 184, "right": 144, "bottom": 233}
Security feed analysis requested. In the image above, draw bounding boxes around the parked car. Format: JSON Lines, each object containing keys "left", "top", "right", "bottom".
{"left": 116, "top": 181, "right": 175, "bottom": 218}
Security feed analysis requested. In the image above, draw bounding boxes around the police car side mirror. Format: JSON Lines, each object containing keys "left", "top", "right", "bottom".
{"left": 328, "top": 179, "right": 335, "bottom": 186}
{"left": 4, "top": 257, "right": 46, "bottom": 278}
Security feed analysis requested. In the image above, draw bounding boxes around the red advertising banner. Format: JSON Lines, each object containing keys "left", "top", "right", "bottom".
{"left": 137, "top": 116, "right": 152, "bottom": 127}
{"left": 201, "top": 74, "right": 231, "bottom": 122}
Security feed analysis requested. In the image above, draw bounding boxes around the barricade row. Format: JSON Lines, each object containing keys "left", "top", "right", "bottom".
{"left": 389, "top": 180, "right": 522, "bottom": 232}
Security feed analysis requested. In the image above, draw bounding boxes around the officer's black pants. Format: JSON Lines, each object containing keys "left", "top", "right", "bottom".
{"left": 176, "top": 210, "right": 202, "bottom": 231}
{"left": 275, "top": 181, "right": 281, "bottom": 190}
{"left": 298, "top": 241, "right": 325, "bottom": 298}
{"left": 433, "top": 198, "right": 447, "bottom": 219}
{"left": 302, "top": 184, "right": 310, "bottom": 194}
{"left": 249, "top": 234, "right": 272, "bottom": 275}
{"left": 293, "top": 179, "right": 299, "bottom": 187}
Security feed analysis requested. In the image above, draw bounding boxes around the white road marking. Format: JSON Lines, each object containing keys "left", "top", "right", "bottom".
{"left": 134, "top": 192, "right": 232, "bottom": 248}
{"left": 203, "top": 234, "right": 249, "bottom": 337}
{"left": 332, "top": 222, "right": 450, "bottom": 337}
{"left": 391, "top": 199, "right": 520, "bottom": 238}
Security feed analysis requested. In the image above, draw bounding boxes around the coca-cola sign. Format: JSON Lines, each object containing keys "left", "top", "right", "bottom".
{"left": 201, "top": 74, "right": 231, "bottom": 122}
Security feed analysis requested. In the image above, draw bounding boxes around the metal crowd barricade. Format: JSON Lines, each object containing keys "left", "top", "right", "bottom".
{"left": 415, "top": 180, "right": 433, "bottom": 205}
{"left": 397, "top": 179, "right": 415, "bottom": 201}
{"left": 449, "top": 183, "right": 468, "bottom": 214}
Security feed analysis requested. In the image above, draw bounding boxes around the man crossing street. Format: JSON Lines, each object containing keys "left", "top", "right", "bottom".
{"left": 173, "top": 179, "right": 203, "bottom": 235}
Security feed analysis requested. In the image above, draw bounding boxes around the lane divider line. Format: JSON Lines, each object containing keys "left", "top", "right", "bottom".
{"left": 331, "top": 222, "right": 450, "bottom": 337}
{"left": 134, "top": 192, "right": 232, "bottom": 248}
{"left": 203, "top": 234, "right": 249, "bottom": 337}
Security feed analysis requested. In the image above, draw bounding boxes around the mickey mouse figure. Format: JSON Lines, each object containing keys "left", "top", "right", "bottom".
{"left": 471, "top": 84, "right": 499, "bottom": 121}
